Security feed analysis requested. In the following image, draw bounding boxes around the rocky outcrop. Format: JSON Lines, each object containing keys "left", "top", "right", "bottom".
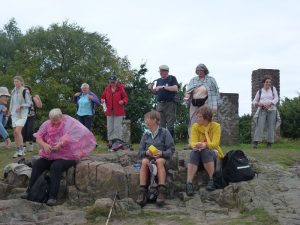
{"left": 1, "top": 151, "right": 300, "bottom": 225}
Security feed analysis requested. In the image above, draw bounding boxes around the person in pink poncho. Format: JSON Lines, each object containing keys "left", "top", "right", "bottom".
{"left": 22, "top": 108, "right": 96, "bottom": 206}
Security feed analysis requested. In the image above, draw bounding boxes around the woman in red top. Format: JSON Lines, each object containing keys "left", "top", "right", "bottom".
{"left": 100, "top": 75, "right": 128, "bottom": 150}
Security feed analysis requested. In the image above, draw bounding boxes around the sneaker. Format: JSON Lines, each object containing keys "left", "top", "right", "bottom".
{"left": 206, "top": 179, "right": 215, "bottom": 191}
{"left": 46, "top": 198, "right": 57, "bottom": 206}
{"left": 13, "top": 151, "right": 19, "bottom": 158}
{"left": 27, "top": 144, "right": 34, "bottom": 152}
{"left": 252, "top": 141, "right": 258, "bottom": 149}
{"left": 20, "top": 192, "right": 28, "bottom": 199}
{"left": 267, "top": 142, "right": 272, "bottom": 148}
{"left": 186, "top": 182, "right": 194, "bottom": 196}
{"left": 136, "top": 187, "right": 147, "bottom": 207}
{"left": 156, "top": 185, "right": 167, "bottom": 206}
{"left": 18, "top": 149, "right": 25, "bottom": 157}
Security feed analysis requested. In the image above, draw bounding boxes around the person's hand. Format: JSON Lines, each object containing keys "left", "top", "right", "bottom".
{"left": 1, "top": 106, "right": 7, "bottom": 113}
{"left": 101, "top": 99, "right": 105, "bottom": 104}
{"left": 43, "top": 143, "right": 52, "bottom": 152}
{"left": 119, "top": 100, "right": 124, "bottom": 105}
{"left": 146, "top": 150, "right": 153, "bottom": 157}
{"left": 88, "top": 95, "right": 93, "bottom": 100}
{"left": 193, "top": 142, "right": 206, "bottom": 150}
{"left": 74, "top": 92, "right": 80, "bottom": 97}
{"left": 147, "top": 83, "right": 153, "bottom": 90}
{"left": 153, "top": 150, "right": 162, "bottom": 159}
{"left": 155, "top": 86, "right": 164, "bottom": 92}
{"left": 5, "top": 138, "right": 11, "bottom": 146}
{"left": 184, "top": 93, "right": 190, "bottom": 101}
{"left": 52, "top": 141, "right": 64, "bottom": 151}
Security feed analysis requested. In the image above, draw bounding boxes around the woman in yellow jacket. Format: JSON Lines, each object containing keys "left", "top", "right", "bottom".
{"left": 186, "top": 106, "right": 224, "bottom": 195}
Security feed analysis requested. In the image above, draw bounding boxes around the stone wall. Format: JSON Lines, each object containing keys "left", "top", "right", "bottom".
{"left": 218, "top": 93, "right": 239, "bottom": 146}
{"left": 122, "top": 119, "right": 131, "bottom": 143}
{"left": 251, "top": 69, "right": 280, "bottom": 139}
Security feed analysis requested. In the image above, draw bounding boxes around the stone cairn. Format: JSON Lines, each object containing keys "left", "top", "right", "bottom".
{"left": 251, "top": 69, "right": 280, "bottom": 139}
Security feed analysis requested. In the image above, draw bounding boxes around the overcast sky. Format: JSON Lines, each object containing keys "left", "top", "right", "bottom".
{"left": 1, "top": 0, "right": 300, "bottom": 115}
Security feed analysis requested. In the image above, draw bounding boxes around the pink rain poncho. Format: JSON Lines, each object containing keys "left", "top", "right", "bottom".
{"left": 34, "top": 115, "right": 96, "bottom": 160}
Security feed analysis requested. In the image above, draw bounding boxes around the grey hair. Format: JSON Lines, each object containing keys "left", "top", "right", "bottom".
{"left": 81, "top": 83, "right": 89, "bottom": 89}
{"left": 49, "top": 108, "right": 63, "bottom": 120}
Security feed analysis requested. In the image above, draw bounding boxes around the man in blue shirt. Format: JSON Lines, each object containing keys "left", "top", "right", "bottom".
{"left": 149, "top": 65, "right": 179, "bottom": 138}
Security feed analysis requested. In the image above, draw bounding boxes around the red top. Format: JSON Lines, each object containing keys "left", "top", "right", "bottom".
{"left": 100, "top": 83, "right": 128, "bottom": 116}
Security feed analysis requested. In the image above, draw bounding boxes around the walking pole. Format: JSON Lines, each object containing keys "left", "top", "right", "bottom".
{"left": 105, "top": 191, "right": 118, "bottom": 225}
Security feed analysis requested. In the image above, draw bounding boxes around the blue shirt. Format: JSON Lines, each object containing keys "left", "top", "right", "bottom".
{"left": 77, "top": 94, "right": 93, "bottom": 116}
{"left": 156, "top": 75, "right": 179, "bottom": 102}
{"left": 0, "top": 105, "right": 9, "bottom": 139}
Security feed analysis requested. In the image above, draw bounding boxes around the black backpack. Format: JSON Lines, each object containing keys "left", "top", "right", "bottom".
{"left": 111, "top": 138, "right": 131, "bottom": 151}
{"left": 27, "top": 173, "right": 50, "bottom": 203}
{"left": 222, "top": 150, "right": 255, "bottom": 183}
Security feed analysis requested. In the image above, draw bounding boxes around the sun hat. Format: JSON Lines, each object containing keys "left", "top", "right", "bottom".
{"left": 0, "top": 87, "right": 10, "bottom": 97}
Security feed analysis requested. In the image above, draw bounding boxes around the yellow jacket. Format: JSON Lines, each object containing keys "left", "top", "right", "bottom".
{"left": 190, "top": 121, "right": 224, "bottom": 158}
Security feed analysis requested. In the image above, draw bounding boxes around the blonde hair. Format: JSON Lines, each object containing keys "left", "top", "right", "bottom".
{"left": 144, "top": 110, "right": 160, "bottom": 124}
{"left": 49, "top": 108, "right": 63, "bottom": 120}
{"left": 14, "top": 75, "right": 25, "bottom": 86}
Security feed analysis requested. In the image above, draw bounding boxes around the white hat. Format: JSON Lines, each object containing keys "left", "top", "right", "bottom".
{"left": 0, "top": 87, "right": 10, "bottom": 97}
{"left": 159, "top": 65, "right": 169, "bottom": 71}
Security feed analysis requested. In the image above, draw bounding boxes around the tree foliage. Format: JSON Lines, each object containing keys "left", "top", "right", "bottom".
{"left": 0, "top": 19, "right": 134, "bottom": 136}
{"left": 279, "top": 94, "right": 300, "bottom": 139}
{"left": 239, "top": 114, "right": 251, "bottom": 144}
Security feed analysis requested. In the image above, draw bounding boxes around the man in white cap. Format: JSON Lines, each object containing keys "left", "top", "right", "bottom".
{"left": 148, "top": 65, "right": 179, "bottom": 138}
{"left": 0, "top": 87, "right": 11, "bottom": 146}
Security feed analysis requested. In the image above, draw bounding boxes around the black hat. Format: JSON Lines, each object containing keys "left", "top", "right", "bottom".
{"left": 108, "top": 75, "right": 117, "bottom": 81}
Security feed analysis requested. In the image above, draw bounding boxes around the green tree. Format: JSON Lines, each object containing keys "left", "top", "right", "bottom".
{"left": 279, "top": 94, "right": 300, "bottom": 139}
{"left": 125, "top": 64, "right": 154, "bottom": 143}
{"left": 0, "top": 19, "right": 133, "bottom": 135}
{"left": 175, "top": 84, "right": 189, "bottom": 142}
{"left": 239, "top": 114, "right": 251, "bottom": 143}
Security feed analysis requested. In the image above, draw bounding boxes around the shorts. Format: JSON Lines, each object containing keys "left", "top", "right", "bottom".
{"left": 12, "top": 116, "right": 27, "bottom": 127}
{"left": 189, "top": 149, "right": 217, "bottom": 168}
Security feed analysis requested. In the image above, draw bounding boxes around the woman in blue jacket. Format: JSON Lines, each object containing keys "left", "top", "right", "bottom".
{"left": 74, "top": 83, "right": 100, "bottom": 131}
{"left": 0, "top": 87, "right": 11, "bottom": 146}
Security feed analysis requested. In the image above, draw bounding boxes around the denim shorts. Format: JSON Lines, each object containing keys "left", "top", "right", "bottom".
{"left": 189, "top": 149, "right": 217, "bottom": 167}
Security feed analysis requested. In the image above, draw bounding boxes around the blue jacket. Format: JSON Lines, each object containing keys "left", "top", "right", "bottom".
{"left": 74, "top": 91, "right": 100, "bottom": 115}
{"left": 0, "top": 104, "right": 9, "bottom": 140}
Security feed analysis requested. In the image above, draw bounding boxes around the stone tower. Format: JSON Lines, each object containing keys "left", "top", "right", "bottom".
{"left": 218, "top": 93, "right": 239, "bottom": 145}
{"left": 251, "top": 69, "right": 280, "bottom": 139}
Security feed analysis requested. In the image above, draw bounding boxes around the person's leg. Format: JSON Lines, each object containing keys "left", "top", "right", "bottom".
{"left": 113, "top": 116, "right": 123, "bottom": 140}
{"left": 21, "top": 119, "right": 30, "bottom": 150}
{"left": 156, "top": 158, "right": 167, "bottom": 206}
{"left": 106, "top": 116, "right": 114, "bottom": 146}
{"left": 13, "top": 126, "right": 25, "bottom": 156}
{"left": 266, "top": 110, "right": 277, "bottom": 145}
{"left": 137, "top": 158, "right": 150, "bottom": 206}
{"left": 78, "top": 116, "right": 85, "bottom": 126}
{"left": 85, "top": 115, "right": 93, "bottom": 131}
{"left": 188, "top": 104, "right": 198, "bottom": 140}
{"left": 48, "top": 159, "right": 77, "bottom": 200}
{"left": 28, "top": 158, "right": 52, "bottom": 191}
{"left": 201, "top": 149, "right": 217, "bottom": 191}
{"left": 254, "top": 110, "right": 267, "bottom": 143}
{"left": 165, "top": 102, "right": 176, "bottom": 138}
{"left": 186, "top": 151, "right": 201, "bottom": 196}
{"left": 24, "top": 116, "right": 35, "bottom": 151}
{"left": 157, "top": 103, "right": 166, "bottom": 128}
{"left": 156, "top": 158, "right": 166, "bottom": 185}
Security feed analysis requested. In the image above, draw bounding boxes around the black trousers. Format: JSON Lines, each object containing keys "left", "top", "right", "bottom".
{"left": 22, "top": 116, "right": 36, "bottom": 142}
{"left": 28, "top": 158, "right": 76, "bottom": 199}
{"left": 78, "top": 115, "right": 93, "bottom": 131}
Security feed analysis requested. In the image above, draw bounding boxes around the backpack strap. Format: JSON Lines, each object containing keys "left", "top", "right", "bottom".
{"left": 258, "top": 86, "right": 274, "bottom": 103}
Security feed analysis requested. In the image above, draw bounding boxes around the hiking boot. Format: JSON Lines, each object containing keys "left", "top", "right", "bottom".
{"left": 186, "top": 182, "right": 194, "bottom": 196}
{"left": 206, "top": 179, "right": 215, "bottom": 191}
{"left": 267, "top": 142, "right": 272, "bottom": 148}
{"left": 136, "top": 187, "right": 147, "bottom": 207}
{"left": 252, "top": 141, "right": 258, "bottom": 149}
{"left": 156, "top": 185, "right": 167, "bottom": 206}
{"left": 46, "top": 198, "right": 57, "bottom": 206}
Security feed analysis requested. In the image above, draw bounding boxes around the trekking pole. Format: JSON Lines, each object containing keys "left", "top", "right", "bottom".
{"left": 105, "top": 191, "right": 118, "bottom": 225}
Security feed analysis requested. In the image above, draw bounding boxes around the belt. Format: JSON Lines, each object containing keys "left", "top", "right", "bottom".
{"left": 158, "top": 100, "right": 172, "bottom": 103}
